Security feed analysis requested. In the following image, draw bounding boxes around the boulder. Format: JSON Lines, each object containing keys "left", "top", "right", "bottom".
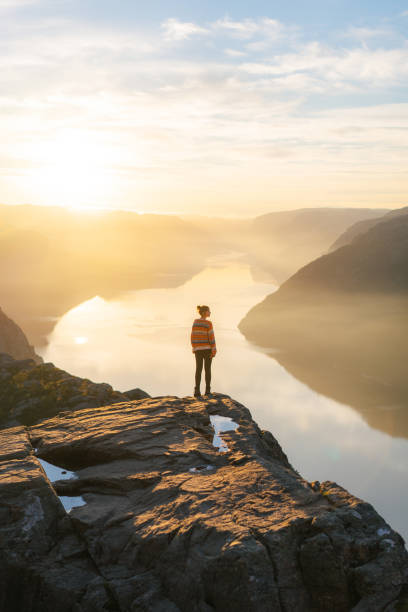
{"left": 123, "top": 387, "right": 151, "bottom": 401}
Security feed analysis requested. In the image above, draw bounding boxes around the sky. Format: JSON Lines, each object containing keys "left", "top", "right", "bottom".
{"left": 1, "top": 0, "right": 407, "bottom": 216}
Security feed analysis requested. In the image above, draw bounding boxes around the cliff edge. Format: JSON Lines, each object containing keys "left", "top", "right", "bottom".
{"left": 0, "top": 357, "right": 407, "bottom": 611}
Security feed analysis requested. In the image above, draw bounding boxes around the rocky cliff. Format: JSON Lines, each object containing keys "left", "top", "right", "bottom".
{"left": 0, "top": 356, "right": 407, "bottom": 611}
{"left": 0, "top": 306, "right": 42, "bottom": 364}
{"left": 0, "top": 353, "right": 148, "bottom": 426}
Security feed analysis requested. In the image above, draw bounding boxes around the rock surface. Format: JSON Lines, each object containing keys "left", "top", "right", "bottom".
{"left": 0, "top": 353, "right": 130, "bottom": 426}
{"left": 0, "top": 307, "right": 42, "bottom": 364}
{"left": 123, "top": 387, "right": 151, "bottom": 401}
{"left": 0, "top": 384, "right": 407, "bottom": 610}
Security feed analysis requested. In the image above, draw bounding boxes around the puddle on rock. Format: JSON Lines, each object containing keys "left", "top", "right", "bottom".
{"left": 210, "top": 415, "right": 239, "bottom": 453}
{"left": 38, "top": 458, "right": 85, "bottom": 513}
{"left": 189, "top": 465, "right": 214, "bottom": 473}
{"left": 38, "top": 458, "right": 77, "bottom": 482}
{"left": 59, "top": 496, "right": 86, "bottom": 513}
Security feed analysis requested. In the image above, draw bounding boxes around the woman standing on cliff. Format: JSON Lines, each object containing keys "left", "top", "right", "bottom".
{"left": 191, "top": 305, "right": 216, "bottom": 397}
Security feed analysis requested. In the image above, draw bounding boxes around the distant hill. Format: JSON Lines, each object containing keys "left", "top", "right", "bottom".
{"left": 0, "top": 203, "right": 395, "bottom": 347}
{"left": 247, "top": 207, "right": 389, "bottom": 283}
{"left": 329, "top": 206, "right": 408, "bottom": 251}
{"left": 269, "top": 212, "right": 408, "bottom": 296}
{"left": 239, "top": 212, "right": 408, "bottom": 438}
{"left": 0, "top": 205, "right": 217, "bottom": 345}
{"left": 186, "top": 207, "right": 391, "bottom": 284}
{"left": 240, "top": 211, "right": 408, "bottom": 340}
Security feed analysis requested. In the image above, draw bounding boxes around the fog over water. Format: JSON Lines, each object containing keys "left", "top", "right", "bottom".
{"left": 38, "top": 255, "right": 408, "bottom": 542}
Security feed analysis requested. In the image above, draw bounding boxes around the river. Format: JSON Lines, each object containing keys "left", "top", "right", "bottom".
{"left": 37, "top": 256, "right": 408, "bottom": 542}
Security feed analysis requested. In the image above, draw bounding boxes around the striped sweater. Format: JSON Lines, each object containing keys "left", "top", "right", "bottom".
{"left": 191, "top": 318, "right": 216, "bottom": 353}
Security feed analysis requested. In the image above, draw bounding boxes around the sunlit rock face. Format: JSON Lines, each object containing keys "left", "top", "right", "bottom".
{"left": 0, "top": 383, "right": 407, "bottom": 611}
{"left": 0, "top": 307, "right": 42, "bottom": 364}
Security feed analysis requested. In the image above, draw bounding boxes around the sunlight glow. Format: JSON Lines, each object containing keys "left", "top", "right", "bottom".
{"left": 74, "top": 336, "right": 89, "bottom": 344}
{"left": 23, "top": 130, "right": 117, "bottom": 209}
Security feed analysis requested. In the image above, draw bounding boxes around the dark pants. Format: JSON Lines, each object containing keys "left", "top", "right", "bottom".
{"left": 194, "top": 349, "right": 212, "bottom": 391}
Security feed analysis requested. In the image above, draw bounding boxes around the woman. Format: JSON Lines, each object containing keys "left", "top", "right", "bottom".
{"left": 191, "top": 305, "right": 216, "bottom": 397}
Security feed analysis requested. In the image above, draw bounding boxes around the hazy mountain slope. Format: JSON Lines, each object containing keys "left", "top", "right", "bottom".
{"left": 239, "top": 212, "right": 408, "bottom": 341}
{"left": 239, "top": 213, "right": 408, "bottom": 437}
{"left": 252, "top": 213, "right": 408, "bottom": 302}
{"left": 0, "top": 205, "right": 217, "bottom": 345}
{"left": 186, "top": 207, "right": 391, "bottom": 283}
{"left": 330, "top": 206, "right": 408, "bottom": 251}
{"left": 0, "top": 204, "right": 395, "bottom": 347}
{"left": 247, "top": 207, "right": 390, "bottom": 282}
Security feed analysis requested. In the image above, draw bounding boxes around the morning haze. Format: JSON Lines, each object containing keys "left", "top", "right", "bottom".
{"left": 0, "top": 1, "right": 408, "bottom": 610}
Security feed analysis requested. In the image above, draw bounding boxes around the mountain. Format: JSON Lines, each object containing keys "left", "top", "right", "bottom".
{"left": 0, "top": 205, "right": 217, "bottom": 346}
{"left": 330, "top": 206, "right": 408, "bottom": 251}
{"left": 0, "top": 204, "right": 394, "bottom": 348}
{"left": 242, "top": 212, "right": 408, "bottom": 303}
{"left": 184, "top": 208, "right": 391, "bottom": 284}
{"left": 239, "top": 212, "right": 408, "bottom": 437}
{"left": 0, "top": 307, "right": 42, "bottom": 364}
{"left": 0, "top": 356, "right": 407, "bottom": 610}
{"left": 247, "top": 207, "right": 390, "bottom": 283}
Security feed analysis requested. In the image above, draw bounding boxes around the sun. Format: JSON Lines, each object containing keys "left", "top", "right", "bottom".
{"left": 23, "top": 129, "right": 117, "bottom": 209}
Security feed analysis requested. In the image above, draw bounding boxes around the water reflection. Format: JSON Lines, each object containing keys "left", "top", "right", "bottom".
{"left": 273, "top": 344, "right": 408, "bottom": 440}
{"left": 38, "top": 261, "right": 408, "bottom": 542}
{"left": 240, "top": 294, "right": 408, "bottom": 440}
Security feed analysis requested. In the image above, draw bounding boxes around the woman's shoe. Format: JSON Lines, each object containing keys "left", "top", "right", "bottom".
{"left": 204, "top": 388, "right": 211, "bottom": 396}
{"left": 194, "top": 388, "right": 202, "bottom": 398}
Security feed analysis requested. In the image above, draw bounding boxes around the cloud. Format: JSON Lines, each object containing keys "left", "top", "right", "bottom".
{"left": 161, "top": 18, "right": 209, "bottom": 41}
{"left": 213, "top": 17, "right": 262, "bottom": 38}
{"left": 238, "top": 43, "right": 408, "bottom": 90}
{"left": 0, "top": 0, "right": 40, "bottom": 7}
{"left": 214, "top": 17, "right": 280, "bottom": 38}
{"left": 342, "top": 25, "right": 400, "bottom": 43}
{"left": 0, "top": 11, "right": 408, "bottom": 212}
{"left": 224, "top": 48, "right": 247, "bottom": 57}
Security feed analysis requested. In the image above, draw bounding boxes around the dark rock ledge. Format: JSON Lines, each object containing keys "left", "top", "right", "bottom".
{"left": 0, "top": 388, "right": 407, "bottom": 610}
{"left": 0, "top": 307, "right": 42, "bottom": 365}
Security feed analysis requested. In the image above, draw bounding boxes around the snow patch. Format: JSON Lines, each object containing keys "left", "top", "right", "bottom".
{"left": 210, "top": 415, "right": 239, "bottom": 453}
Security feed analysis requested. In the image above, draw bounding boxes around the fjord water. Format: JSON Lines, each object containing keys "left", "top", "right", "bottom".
{"left": 38, "top": 257, "right": 408, "bottom": 542}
